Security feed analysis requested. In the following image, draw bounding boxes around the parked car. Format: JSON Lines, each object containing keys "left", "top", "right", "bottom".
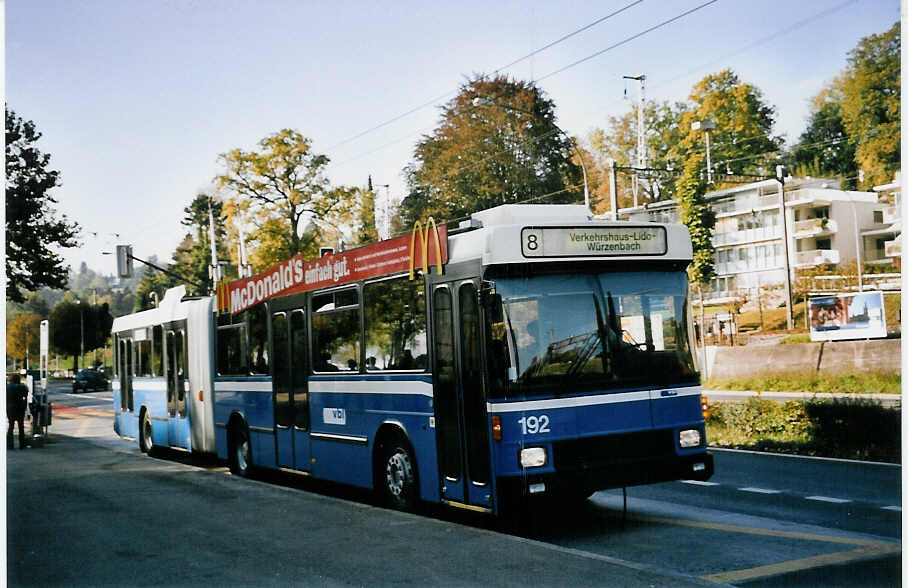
{"left": 72, "top": 368, "right": 109, "bottom": 392}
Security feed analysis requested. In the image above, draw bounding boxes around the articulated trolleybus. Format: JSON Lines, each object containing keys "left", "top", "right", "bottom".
{"left": 112, "top": 204, "right": 713, "bottom": 514}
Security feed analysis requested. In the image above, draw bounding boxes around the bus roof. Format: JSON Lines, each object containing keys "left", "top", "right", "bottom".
{"left": 449, "top": 204, "right": 693, "bottom": 267}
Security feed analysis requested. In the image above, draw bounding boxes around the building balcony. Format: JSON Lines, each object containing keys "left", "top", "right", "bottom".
{"left": 881, "top": 205, "right": 900, "bottom": 225}
{"left": 712, "top": 226, "right": 782, "bottom": 246}
{"left": 783, "top": 189, "right": 832, "bottom": 208}
{"left": 794, "top": 249, "right": 840, "bottom": 267}
{"left": 792, "top": 217, "right": 837, "bottom": 238}
{"left": 884, "top": 237, "right": 901, "bottom": 258}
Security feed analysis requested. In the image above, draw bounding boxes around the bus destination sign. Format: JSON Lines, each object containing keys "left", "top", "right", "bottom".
{"left": 521, "top": 226, "right": 667, "bottom": 258}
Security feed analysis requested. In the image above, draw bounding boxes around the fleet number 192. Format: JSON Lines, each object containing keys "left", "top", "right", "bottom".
{"left": 518, "top": 415, "right": 550, "bottom": 435}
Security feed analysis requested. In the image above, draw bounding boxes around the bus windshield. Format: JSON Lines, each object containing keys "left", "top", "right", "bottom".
{"left": 486, "top": 269, "right": 697, "bottom": 399}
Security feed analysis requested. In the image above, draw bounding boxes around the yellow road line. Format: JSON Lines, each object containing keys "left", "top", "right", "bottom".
{"left": 702, "top": 543, "right": 901, "bottom": 583}
{"left": 624, "top": 514, "right": 900, "bottom": 583}
{"left": 636, "top": 514, "right": 896, "bottom": 548}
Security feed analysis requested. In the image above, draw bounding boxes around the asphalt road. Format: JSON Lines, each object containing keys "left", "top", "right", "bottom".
{"left": 6, "top": 384, "right": 901, "bottom": 586}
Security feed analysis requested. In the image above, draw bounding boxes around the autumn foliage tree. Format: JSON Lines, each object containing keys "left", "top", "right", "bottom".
{"left": 839, "top": 21, "right": 900, "bottom": 188}
{"left": 217, "top": 129, "right": 356, "bottom": 270}
{"left": 6, "top": 312, "right": 42, "bottom": 367}
{"left": 401, "top": 75, "right": 583, "bottom": 225}
{"left": 672, "top": 69, "right": 782, "bottom": 183}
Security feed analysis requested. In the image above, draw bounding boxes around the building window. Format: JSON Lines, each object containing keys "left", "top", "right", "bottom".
{"left": 816, "top": 238, "right": 831, "bottom": 250}
{"left": 873, "top": 210, "right": 884, "bottom": 224}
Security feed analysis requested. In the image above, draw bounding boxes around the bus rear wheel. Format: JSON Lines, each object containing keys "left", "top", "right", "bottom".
{"left": 139, "top": 410, "right": 153, "bottom": 454}
{"left": 382, "top": 443, "right": 418, "bottom": 511}
{"left": 229, "top": 424, "right": 252, "bottom": 478}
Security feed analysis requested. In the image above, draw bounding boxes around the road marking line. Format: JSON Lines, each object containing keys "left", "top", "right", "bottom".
{"left": 882, "top": 506, "right": 901, "bottom": 512}
{"left": 681, "top": 480, "right": 719, "bottom": 486}
{"left": 806, "top": 496, "right": 852, "bottom": 504}
{"left": 702, "top": 544, "right": 901, "bottom": 584}
{"left": 739, "top": 487, "right": 781, "bottom": 494}
{"left": 633, "top": 515, "right": 895, "bottom": 547}
{"left": 629, "top": 514, "right": 901, "bottom": 584}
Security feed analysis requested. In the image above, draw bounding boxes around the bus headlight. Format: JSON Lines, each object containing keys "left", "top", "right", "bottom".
{"left": 679, "top": 429, "right": 701, "bottom": 448}
{"left": 520, "top": 447, "right": 547, "bottom": 468}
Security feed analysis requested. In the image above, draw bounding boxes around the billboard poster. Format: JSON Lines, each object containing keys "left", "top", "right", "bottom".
{"left": 808, "top": 291, "right": 887, "bottom": 342}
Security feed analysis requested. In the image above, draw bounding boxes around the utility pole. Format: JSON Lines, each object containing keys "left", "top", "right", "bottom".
{"left": 624, "top": 74, "right": 646, "bottom": 207}
{"left": 623, "top": 74, "right": 647, "bottom": 169}
{"left": 606, "top": 158, "right": 619, "bottom": 220}
{"left": 777, "top": 165, "right": 794, "bottom": 330}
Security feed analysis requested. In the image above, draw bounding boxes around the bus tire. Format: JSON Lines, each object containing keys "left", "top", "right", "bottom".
{"left": 381, "top": 441, "right": 418, "bottom": 511}
{"left": 228, "top": 422, "right": 252, "bottom": 478}
{"left": 139, "top": 409, "right": 153, "bottom": 454}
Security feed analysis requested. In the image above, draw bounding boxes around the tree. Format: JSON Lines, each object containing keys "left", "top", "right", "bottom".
{"left": 6, "top": 107, "right": 80, "bottom": 302}
{"left": 400, "top": 74, "right": 583, "bottom": 225}
{"left": 676, "top": 153, "right": 715, "bottom": 286}
{"left": 354, "top": 187, "right": 379, "bottom": 246}
{"left": 217, "top": 129, "right": 356, "bottom": 271}
{"left": 839, "top": 22, "right": 900, "bottom": 188}
{"left": 6, "top": 312, "right": 42, "bottom": 368}
{"left": 587, "top": 100, "right": 689, "bottom": 207}
{"left": 792, "top": 82, "right": 857, "bottom": 188}
{"left": 176, "top": 193, "right": 233, "bottom": 292}
{"left": 48, "top": 297, "right": 113, "bottom": 370}
{"left": 134, "top": 260, "right": 178, "bottom": 312}
{"left": 672, "top": 70, "right": 783, "bottom": 183}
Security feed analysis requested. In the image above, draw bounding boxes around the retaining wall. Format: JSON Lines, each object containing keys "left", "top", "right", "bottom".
{"left": 708, "top": 338, "right": 900, "bottom": 380}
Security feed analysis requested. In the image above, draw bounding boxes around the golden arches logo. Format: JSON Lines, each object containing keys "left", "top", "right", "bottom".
{"left": 409, "top": 218, "right": 444, "bottom": 280}
{"left": 216, "top": 279, "right": 231, "bottom": 314}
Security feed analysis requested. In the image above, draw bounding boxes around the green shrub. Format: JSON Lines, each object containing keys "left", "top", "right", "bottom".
{"left": 705, "top": 370, "right": 901, "bottom": 394}
{"left": 805, "top": 398, "right": 901, "bottom": 462}
{"left": 706, "top": 398, "right": 900, "bottom": 463}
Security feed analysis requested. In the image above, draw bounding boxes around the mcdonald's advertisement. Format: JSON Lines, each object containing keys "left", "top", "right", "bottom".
{"left": 219, "top": 221, "right": 447, "bottom": 315}
{"left": 808, "top": 291, "right": 887, "bottom": 342}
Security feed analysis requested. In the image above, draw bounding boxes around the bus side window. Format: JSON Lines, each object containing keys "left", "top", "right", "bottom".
{"left": 176, "top": 330, "right": 187, "bottom": 417}
{"left": 125, "top": 338, "right": 133, "bottom": 411}
{"left": 364, "top": 276, "right": 427, "bottom": 371}
{"left": 152, "top": 325, "right": 163, "bottom": 377}
{"left": 249, "top": 305, "right": 269, "bottom": 375}
{"left": 312, "top": 289, "right": 361, "bottom": 373}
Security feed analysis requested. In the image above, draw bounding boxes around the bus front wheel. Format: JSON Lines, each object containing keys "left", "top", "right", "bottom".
{"left": 229, "top": 423, "right": 252, "bottom": 478}
{"left": 382, "top": 443, "right": 418, "bottom": 511}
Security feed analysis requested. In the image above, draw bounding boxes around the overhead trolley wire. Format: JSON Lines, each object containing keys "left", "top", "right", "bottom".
{"left": 333, "top": 0, "right": 720, "bottom": 171}
{"left": 325, "top": 0, "right": 645, "bottom": 153}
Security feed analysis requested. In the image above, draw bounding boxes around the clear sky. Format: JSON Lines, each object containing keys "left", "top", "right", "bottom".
{"left": 6, "top": 0, "right": 900, "bottom": 277}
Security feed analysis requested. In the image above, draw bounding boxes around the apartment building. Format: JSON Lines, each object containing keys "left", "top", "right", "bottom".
{"left": 869, "top": 173, "right": 901, "bottom": 263}
{"left": 623, "top": 177, "right": 897, "bottom": 303}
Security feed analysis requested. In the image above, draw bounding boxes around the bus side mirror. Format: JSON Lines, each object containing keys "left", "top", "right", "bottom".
{"left": 480, "top": 288, "right": 503, "bottom": 324}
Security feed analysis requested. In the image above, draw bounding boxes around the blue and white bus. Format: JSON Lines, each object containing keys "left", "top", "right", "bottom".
{"left": 112, "top": 204, "right": 713, "bottom": 514}
{"left": 111, "top": 285, "right": 216, "bottom": 455}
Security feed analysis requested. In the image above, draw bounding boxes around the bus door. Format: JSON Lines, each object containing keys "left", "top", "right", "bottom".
{"left": 272, "top": 309, "right": 311, "bottom": 471}
{"left": 165, "top": 328, "right": 188, "bottom": 447}
{"left": 432, "top": 280, "right": 492, "bottom": 509}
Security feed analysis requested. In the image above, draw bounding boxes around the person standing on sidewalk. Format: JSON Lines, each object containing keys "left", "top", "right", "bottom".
{"left": 7, "top": 374, "right": 28, "bottom": 449}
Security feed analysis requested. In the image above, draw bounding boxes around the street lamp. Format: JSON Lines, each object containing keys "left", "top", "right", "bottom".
{"left": 472, "top": 97, "right": 591, "bottom": 212}
{"left": 776, "top": 165, "right": 794, "bottom": 331}
{"left": 691, "top": 120, "right": 716, "bottom": 184}
{"left": 75, "top": 299, "right": 85, "bottom": 371}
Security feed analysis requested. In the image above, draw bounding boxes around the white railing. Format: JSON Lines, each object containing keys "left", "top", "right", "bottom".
{"left": 882, "top": 205, "right": 899, "bottom": 225}
{"left": 792, "top": 217, "right": 836, "bottom": 237}
{"left": 884, "top": 239, "right": 901, "bottom": 257}
{"left": 794, "top": 249, "right": 840, "bottom": 266}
